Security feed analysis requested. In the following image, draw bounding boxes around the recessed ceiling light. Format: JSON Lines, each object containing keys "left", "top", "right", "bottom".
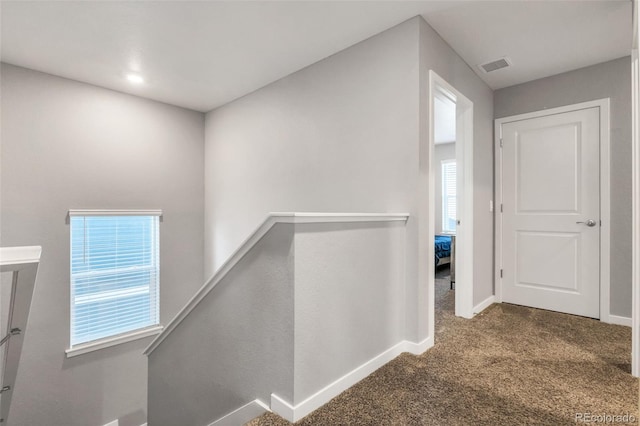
{"left": 126, "top": 73, "right": 144, "bottom": 84}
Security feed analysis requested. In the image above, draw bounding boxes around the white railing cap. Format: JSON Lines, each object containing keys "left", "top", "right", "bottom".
{"left": 144, "top": 212, "right": 409, "bottom": 355}
{"left": 0, "top": 246, "right": 42, "bottom": 268}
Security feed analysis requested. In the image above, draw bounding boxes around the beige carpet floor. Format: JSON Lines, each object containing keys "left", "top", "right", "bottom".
{"left": 247, "top": 269, "right": 637, "bottom": 425}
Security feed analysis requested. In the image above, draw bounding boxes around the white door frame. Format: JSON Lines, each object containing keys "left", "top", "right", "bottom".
{"left": 630, "top": 0, "right": 639, "bottom": 377}
{"left": 428, "top": 70, "right": 474, "bottom": 330}
{"left": 494, "top": 99, "right": 611, "bottom": 322}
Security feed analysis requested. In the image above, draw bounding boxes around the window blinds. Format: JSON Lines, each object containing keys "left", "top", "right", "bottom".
{"left": 442, "top": 160, "right": 457, "bottom": 233}
{"left": 70, "top": 213, "right": 160, "bottom": 346}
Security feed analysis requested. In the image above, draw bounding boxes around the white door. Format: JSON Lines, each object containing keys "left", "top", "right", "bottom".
{"left": 500, "top": 107, "right": 600, "bottom": 318}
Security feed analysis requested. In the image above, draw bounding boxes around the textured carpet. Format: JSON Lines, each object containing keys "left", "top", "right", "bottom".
{"left": 247, "top": 270, "right": 636, "bottom": 425}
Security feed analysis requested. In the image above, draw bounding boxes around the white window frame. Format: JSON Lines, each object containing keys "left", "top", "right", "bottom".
{"left": 441, "top": 159, "right": 457, "bottom": 234}
{"left": 66, "top": 209, "right": 163, "bottom": 357}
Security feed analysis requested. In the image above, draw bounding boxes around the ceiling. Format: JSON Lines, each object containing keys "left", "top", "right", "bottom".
{"left": 0, "top": 1, "right": 632, "bottom": 112}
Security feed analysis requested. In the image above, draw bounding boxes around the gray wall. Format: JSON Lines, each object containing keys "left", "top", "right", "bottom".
{"left": 0, "top": 64, "right": 205, "bottom": 426}
{"left": 204, "top": 16, "right": 494, "bottom": 344}
{"left": 417, "top": 18, "right": 495, "bottom": 312}
{"left": 204, "top": 18, "right": 420, "bottom": 277}
{"left": 148, "top": 224, "right": 295, "bottom": 426}
{"left": 494, "top": 56, "right": 632, "bottom": 318}
{"left": 205, "top": 17, "right": 422, "bottom": 342}
{"left": 434, "top": 143, "right": 456, "bottom": 235}
{"left": 293, "top": 221, "right": 405, "bottom": 403}
{"left": 148, "top": 220, "right": 406, "bottom": 423}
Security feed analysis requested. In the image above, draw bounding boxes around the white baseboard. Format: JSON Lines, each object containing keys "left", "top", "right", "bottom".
{"left": 607, "top": 315, "right": 632, "bottom": 327}
{"left": 103, "top": 420, "right": 149, "bottom": 426}
{"left": 208, "top": 399, "right": 270, "bottom": 426}
{"left": 102, "top": 420, "right": 148, "bottom": 426}
{"left": 473, "top": 295, "right": 495, "bottom": 315}
{"left": 270, "top": 394, "right": 296, "bottom": 422}
{"left": 271, "top": 337, "right": 433, "bottom": 422}
{"left": 402, "top": 336, "right": 434, "bottom": 355}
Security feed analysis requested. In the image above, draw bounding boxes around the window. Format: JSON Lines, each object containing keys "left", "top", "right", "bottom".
{"left": 442, "top": 160, "right": 457, "bottom": 233}
{"left": 69, "top": 210, "right": 161, "bottom": 350}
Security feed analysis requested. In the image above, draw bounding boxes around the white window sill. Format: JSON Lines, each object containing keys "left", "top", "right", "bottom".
{"left": 65, "top": 325, "right": 163, "bottom": 358}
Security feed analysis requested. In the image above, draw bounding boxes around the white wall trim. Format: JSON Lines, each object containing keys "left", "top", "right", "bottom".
{"left": 144, "top": 212, "right": 409, "bottom": 355}
{"left": 269, "top": 394, "right": 295, "bottom": 423}
{"left": 403, "top": 336, "right": 434, "bottom": 355}
{"left": 66, "top": 325, "right": 163, "bottom": 358}
{"left": 632, "top": 0, "right": 639, "bottom": 378}
{"left": 607, "top": 315, "right": 632, "bottom": 328}
{"left": 0, "top": 246, "right": 42, "bottom": 423}
{"left": 599, "top": 99, "right": 612, "bottom": 324}
{"left": 428, "top": 70, "right": 475, "bottom": 339}
{"left": 102, "top": 419, "right": 148, "bottom": 426}
{"left": 208, "top": 399, "right": 270, "bottom": 426}
{"left": 495, "top": 100, "right": 609, "bottom": 123}
{"left": 494, "top": 99, "right": 611, "bottom": 322}
{"left": 494, "top": 120, "right": 503, "bottom": 303}
{"left": 473, "top": 295, "right": 495, "bottom": 315}
{"left": 272, "top": 212, "right": 410, "bottom": 223}
{"left": 0, "top": 246, "right": 42, "bottom": 269}
{"left": 270, "top": 337, "right": 432, "bottom": 423}
{"left": 68, "top": 209, "right": 163, "bottom": 217}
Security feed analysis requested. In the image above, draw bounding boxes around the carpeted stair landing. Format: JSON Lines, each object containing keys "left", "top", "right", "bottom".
{"left": 247, "top": 274, "right": 637, "bottom": 425}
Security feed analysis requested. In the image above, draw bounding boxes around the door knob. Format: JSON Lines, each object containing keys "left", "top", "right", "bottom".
{"left": 576, "top": 219, "right": 597, "bottom": 227}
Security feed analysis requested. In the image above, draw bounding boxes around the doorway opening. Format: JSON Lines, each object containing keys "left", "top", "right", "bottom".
{"left": 433, "top": 92, "right": 456, "bottom": 318}
{"left": 428, "top": 71, "right": 474, "bottom": 343}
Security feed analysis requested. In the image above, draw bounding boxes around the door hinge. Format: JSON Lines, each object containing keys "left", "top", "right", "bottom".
{"left": 500, "top": 269, "right": 503, "bottom": 278}
{"left": 500, "top": 138, "right": 503, "bottom": 148}
{"left": 500, "top": 204, "right": 503, "bottom": 213}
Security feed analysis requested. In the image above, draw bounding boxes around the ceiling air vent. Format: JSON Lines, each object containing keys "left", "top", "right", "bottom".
{"left": 479, "top": 57, "right": 512, "bottom": 73}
